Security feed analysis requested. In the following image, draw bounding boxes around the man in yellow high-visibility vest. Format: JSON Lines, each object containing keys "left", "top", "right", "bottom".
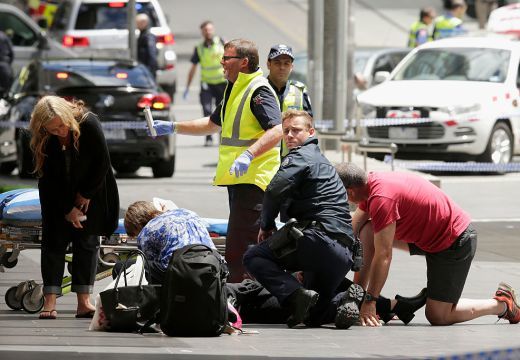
{"left": 184, "top": 21, "right": 227, "bottom": 146}
{"left": 150, "top": 39, "right": 282, "bottom": 282}
{"left": 407, "top": 7, "right": 436, "bottom": 48}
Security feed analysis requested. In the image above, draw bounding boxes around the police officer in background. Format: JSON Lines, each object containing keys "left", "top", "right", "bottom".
{"left": 184, "top": 21, "right": 226, "bottom": 146}
{"left": 244, "top": 110, "right": 363, "bottom": 329}
{"left": 136, "top": 13, "right": 158, "bottom": 79}
{"left": 433, "top": 0, "right": 467, "bottom": 40}
{"left": 408, "top": 7, "right": 436, "bottom": 47}
{"left": 266, "top": 44, "right": 312, "bottom": 157}
{"left": 0, "top": 30, "right": 14, "bottom": 97}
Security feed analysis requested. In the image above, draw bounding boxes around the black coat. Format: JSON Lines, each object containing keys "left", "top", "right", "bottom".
{"left": 38, "top": 113, "right": 119, "bottom": 241}
{"left": 261, "top": 137, "right": 354, "bottom": 242}
{"left": 137, "top": 28, "right": 158, "bottom": 77}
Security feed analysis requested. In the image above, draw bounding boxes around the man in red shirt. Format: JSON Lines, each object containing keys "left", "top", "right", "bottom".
{"left": 335, "top": 163, "right": 519, "bottom": 326}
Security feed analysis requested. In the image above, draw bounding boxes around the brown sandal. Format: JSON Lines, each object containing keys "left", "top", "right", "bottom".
{"left": 39, "top": 309, "right": 57, "bottom": 319}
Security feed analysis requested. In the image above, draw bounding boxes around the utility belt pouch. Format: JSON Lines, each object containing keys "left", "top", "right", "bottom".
{"left": 351, "top": 236, "right": 364, "bottom": 272}
{"left": 268, "top": 218, "right": 303, "bottom": 261}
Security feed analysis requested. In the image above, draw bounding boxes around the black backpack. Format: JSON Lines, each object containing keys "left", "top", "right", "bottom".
{"left": 160, "top": 244, "right": 229, "bottom": 337}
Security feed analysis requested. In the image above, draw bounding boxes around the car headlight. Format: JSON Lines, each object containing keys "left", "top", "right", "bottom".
{"left": 438, "top": 103, "right": 481, "bottom": 115}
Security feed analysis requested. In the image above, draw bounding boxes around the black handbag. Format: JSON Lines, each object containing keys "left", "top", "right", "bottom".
{"left": 99, "top": 249, "right": 161, "bottom": 333}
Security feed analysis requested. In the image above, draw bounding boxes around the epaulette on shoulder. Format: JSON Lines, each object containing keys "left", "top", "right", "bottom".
{"left": 289, "top": 80, "right": 307, "bottom": 90}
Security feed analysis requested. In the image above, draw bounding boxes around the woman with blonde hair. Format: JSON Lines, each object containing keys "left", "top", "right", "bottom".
{"left": 30, "top": 95, "right": 119, "bottom": 319}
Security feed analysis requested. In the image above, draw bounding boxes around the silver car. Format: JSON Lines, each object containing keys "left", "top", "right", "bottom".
{"left": 0, "top": 3, "right": 76, "bottom": 78}
{"left": 48, "top": 0, "right": 177, "bottom": 98}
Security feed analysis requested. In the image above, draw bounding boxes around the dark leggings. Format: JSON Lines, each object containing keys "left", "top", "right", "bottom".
{"left": 41, "top": 229, "right": 98, "bottom": 295}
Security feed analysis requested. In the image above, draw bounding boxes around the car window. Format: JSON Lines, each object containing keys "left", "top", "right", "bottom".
{"left": 41, "top": 63, "right": 155, "bottom": 89}
{"left": 517, "top": 62, "right": 520, "bottom": 88}
{"left": 0, "top": 11, "right": 37, "bottom": 46}
{"left": 50, "top": 1, "right": 73, "bottom": 31}
{"left": 394, "top": 48, "right": 511, "bottom": 82}
{"left": 17, "top": 64, "right": 38, "bottom": 93}
{"left": 74, "top": 2, "right": 159, "bottom": 30}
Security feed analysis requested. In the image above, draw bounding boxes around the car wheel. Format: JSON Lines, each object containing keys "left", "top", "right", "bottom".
{"left": 0, "top": 161, "right": 17, "bottom": 175}
{"left": 16, "top": 132, "right": 34, "bottom": 178}
{"left": 479, "top": 123, "right": 512, "bottom": 164}
{"left": 152, "top": 155, "right": 175, "bottom": 178}
{"left": 113, "top": 163, "right": 140, "bottom": 174}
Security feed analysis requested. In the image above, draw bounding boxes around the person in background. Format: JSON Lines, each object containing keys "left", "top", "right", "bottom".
{"left": 136, "top": 13, "right": 158, "bottom": 79}
{"left": 335, "top": 162, "right": 520, "bottom": 327}
{"left": 408, "top": 7, "right": 436, "bottom": 47}
{"left": 433, "top": 0, "right": 467, "bottom": 40}
{"left": 266, "top": 44, "right": 312, "bottom": 157}
{"left": 30, "top": 96, "right": 119, "bottom": 320}
{"left": 184, "top": 21, "right": 226, "bottom": 146}
{"left": 148, "top": 39, "right": 282, "bottom": 283}
{"left": 0, "top": 30, "right": 14, "bottom": 97}
{"left": 475, "top": 0, "right": 498, "bottom": 29}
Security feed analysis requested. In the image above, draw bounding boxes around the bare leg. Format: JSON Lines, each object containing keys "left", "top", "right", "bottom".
{"left": 425, "top": 298, "right": 505, "bottom": 325}
{"left": 43, "top": 293, "right": 57, "bottom": 312}
{"left": 76, "top": 293, "right": 95, "bottom": 314}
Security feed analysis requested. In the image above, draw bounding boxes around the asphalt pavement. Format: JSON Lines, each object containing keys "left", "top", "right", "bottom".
{"left": 1, "top": 151, "right": 520, "bottom": 360}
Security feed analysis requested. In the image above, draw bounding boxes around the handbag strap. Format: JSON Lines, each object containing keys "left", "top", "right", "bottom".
{"left": 113, "top": 249, "right": 152, "bottom": 290}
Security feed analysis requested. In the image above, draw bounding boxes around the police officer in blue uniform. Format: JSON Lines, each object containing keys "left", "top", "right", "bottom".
{"left": 243, "top": 110, "right": 364, "bottom": 329}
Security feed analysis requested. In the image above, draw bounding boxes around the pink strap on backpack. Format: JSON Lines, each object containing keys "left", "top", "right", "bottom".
{"left": 227, "top": 301, "right": 242, "bottom": 329}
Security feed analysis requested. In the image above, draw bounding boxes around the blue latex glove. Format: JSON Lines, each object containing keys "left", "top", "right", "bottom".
{"left": 148, "top": 120, "right": 175, "bottom": 136}
{"left": 229, "top": 150, "right": 253, "bottom": 178}
{"left": 183, "top": 88, "right": 189, "bottom": 100}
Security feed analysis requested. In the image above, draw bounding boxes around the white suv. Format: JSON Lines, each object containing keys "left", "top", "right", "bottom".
{"left": 357, "top": 37, "right": 520, "bottom": 164}
{"left": 48, "top": 0, "right": 177, "bottom": 98}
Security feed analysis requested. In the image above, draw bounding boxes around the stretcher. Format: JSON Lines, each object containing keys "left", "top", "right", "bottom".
{"left": 0, "top": 189, "right": 228, "bottom": 314}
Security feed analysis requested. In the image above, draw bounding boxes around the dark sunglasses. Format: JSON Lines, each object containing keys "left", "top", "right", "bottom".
{"left": 222, "top": 56, "right": 243, "bottom": 61}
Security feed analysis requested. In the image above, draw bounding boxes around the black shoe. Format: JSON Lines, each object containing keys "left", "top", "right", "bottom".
{"left": 335, "top": 283, "right": 364, "bottom": 329}
{"left": 286, "top": 288, "right": 319, "bottom": 328}
{"left": 380, "top": 288, "right": 427, "bottom": 325}
{"left": 204, "top": 136, "right": 213, "bottom": 146}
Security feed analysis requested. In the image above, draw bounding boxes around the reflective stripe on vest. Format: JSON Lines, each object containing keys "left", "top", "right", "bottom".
{"left": 433, "top": 15, "right": 463, "bottom": 40}
{"left": 197, "top": 36, "right": 225, "bottom": 84}
{"left": 408, "top": 21, "right": 429, "bottom": 48}
{"left": 280, "top": 83, "right": 305, "bottom": 157}
{"left": 214, "top": 70, "right": 280, "bottom": 190}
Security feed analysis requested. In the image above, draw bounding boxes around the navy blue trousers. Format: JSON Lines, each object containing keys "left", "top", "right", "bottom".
{"left": 243, "top": 227, "right": 353, "bottom": 326}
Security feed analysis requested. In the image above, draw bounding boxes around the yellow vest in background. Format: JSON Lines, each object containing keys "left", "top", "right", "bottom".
{"left": 197, "top": 37, "right": 225, "bottom": 85}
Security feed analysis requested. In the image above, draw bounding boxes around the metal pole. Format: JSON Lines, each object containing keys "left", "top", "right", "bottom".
{"left": 128, "top": 0, "right": 137, "bottom": 61}
{"left": 308, "top": 0, "right": 324, "bottom": 123}
{"left": 333, "top": 0, "right": 347, "bottom": 137}
{"left": 345, "top": 0, "right": 355, "bottom": 137}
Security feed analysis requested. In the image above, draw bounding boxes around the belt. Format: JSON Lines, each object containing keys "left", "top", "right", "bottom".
{"left": 304, "top": 220, "right": 354, "bottom": 249}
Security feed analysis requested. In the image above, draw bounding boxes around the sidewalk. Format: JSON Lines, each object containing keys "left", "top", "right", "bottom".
{"left": 1, "top": 153, "right": 520, "bottom": 360}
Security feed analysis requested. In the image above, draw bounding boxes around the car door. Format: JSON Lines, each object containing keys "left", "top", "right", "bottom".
{"left": 0, "top": 8, "right": 40, "bottom": 78}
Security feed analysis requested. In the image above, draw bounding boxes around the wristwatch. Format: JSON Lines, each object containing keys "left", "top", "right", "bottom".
{"left": 364, "top": 292, "right": 379, "bottom": 302}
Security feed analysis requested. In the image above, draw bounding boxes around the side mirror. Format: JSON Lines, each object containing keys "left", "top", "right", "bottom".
{"left": 37, "top": 18, "right": 48, "bottom": 29}
{"left": 37, "top": 34, "right": 50, "bottom": 50}
{"left": 373, "top": 71, "right": 390, "bottom": 85}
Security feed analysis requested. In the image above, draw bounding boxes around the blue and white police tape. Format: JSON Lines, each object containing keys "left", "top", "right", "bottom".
{"left": 314, "top": 117, "right": 434, "bottom": 130}
{"left": 387, "top": 158, "right": 520, "bottom": 173}
{"left": 0, "top": 121, "right": 148, "bottom": 130}
{"left": 427, "top": 346, "right": 520, "bottom": 360}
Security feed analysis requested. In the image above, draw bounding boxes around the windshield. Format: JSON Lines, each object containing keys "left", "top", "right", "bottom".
{"left": 393, "top": 48, "right": 510, "bottom": 82}
{"left": 74, "top": 2, "right": 159, "bottom": 30}
{"left": 42, "top": 62, "right": 155, "bottom": 90}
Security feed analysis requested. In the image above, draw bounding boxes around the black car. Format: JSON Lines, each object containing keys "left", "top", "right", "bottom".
{"left": 0, "top": 58, "right": 176, "bottom": 178}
